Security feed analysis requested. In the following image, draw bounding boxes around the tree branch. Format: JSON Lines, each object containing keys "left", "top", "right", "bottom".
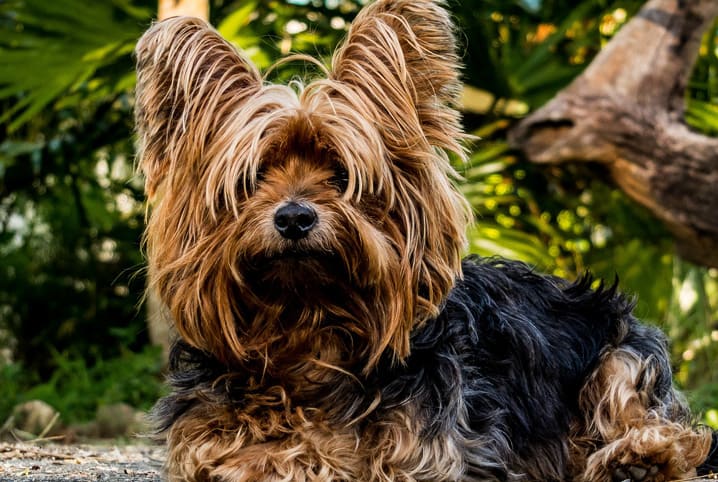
{"left": 509, "top": 0, "right": 718, "bottom": 267}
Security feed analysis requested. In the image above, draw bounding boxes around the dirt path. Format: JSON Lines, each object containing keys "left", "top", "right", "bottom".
{"left": 0, "top": 443, "right": 163, "bottom": 481}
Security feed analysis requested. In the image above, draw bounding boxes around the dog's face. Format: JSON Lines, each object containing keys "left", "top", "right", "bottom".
{"left": 135, "top": 1, "right": 470, "bottom": 370}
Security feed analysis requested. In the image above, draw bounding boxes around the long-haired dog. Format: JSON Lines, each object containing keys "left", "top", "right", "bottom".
{"left": 134, "top": 1, "right": 718, "bottom": 480}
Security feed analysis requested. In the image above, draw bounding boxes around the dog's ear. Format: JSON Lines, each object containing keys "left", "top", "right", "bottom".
{"left": 328, "top": 1, "right": 469, "bottom": 366}
{"left": 135, "top": 17, "right": 262, "bottom": 198}
{"left": 330, "top": 0, "right": 463, "bottom": 157}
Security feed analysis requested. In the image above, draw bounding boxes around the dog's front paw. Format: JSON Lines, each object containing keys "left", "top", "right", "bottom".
{"left": 612, "top": 463, "right": 662, "bottom": 482}
{"left": 583, "top": 423, "right": 711, "bottom": 482}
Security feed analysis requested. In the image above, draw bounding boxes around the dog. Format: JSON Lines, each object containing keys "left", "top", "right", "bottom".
{"left": 134, "top": 1, "right": 718, "bottom": 480}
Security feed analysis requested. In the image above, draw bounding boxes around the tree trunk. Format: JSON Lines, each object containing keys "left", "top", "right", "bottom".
{"left": 509, "top": 0, "right": 718, "bottom": 268}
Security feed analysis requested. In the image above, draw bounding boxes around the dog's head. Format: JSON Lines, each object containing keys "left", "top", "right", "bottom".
{"left": 135, "top": 0, "right": 470, "bottom": 371}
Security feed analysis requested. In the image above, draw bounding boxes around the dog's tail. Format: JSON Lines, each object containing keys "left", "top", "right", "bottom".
{"left": 697, "top": 429, "right": 718, "bottom": 476}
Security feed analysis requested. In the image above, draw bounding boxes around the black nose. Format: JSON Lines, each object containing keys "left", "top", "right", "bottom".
{"left": 274, "top": 202, "right": 317, "bottom": 240}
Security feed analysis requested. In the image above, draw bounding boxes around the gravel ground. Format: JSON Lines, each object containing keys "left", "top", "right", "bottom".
{"left": 0, "top": 443, "right": 164, "bottom": 482}
{"left": 2, "top": 442, "right": 715, "bottom": 481}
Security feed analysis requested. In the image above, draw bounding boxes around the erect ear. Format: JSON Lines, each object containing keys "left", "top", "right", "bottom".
{"left": 135, "top": 17, "right": 262, "bottom": 198}
{"left": 330, "top": 0, "right": 464, "bottom": 157}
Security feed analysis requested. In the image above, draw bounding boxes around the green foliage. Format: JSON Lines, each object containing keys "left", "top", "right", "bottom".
{"left": 0, "top": 347, "right": 165, "bottom": 424}
{"left": 458, "top": 0, "right": 718, "bottom": 417}
{"left": 687, "top": 20, "right": 718, "bottom": 135}
{"left": 0, "top": 0, "right": 152, "bottom": 384}
{"left": 0, "top": 93, "right": 148, "bottom": 378}
{"left": 0, "top": 0, "right": 716, "bottom": 425}
{"left": 0, "top": 362, "right": 26, "bottom": 423}
{"left": 0, "top": 0, "right": 149, "bottom": 131}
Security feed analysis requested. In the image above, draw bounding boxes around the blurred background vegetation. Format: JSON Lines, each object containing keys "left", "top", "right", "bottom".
{"left": 0, "top": 0, "right": 716, "bottom": 439}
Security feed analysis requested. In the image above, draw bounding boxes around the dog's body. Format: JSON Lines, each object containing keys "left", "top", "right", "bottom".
{"left": 152, "top": 258, "right": 715, "bottom": 481}
{"left": 135, "top": 1, "right": 717, "bottom": 480}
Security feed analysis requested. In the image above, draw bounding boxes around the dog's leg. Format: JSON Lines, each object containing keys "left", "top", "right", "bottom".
{"left": 160, "top": 403, "right": 366, "bottom": 482}
{"left": 574, "top": 327, "right": 712, "bottom": 482}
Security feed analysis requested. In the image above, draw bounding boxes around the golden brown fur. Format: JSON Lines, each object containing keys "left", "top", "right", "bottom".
{"left": 135, "top": 0, "right": 471, "bottom": 372}
{"left": 165, "top": 398, "right": 466, "bottom": 481}
{"left": 137, "top": 2, "right": 471, "bottom": 479}
{"left": 570, "top": 347, "right": 711, "bottom": 480}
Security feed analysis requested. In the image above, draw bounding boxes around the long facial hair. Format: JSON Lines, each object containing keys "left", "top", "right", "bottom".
{"left": 135, "top": 0, "right": 471, "bottom": 378}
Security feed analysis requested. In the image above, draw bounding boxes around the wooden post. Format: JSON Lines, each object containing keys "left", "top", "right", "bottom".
{"left": 158, "top": 0, "right": 209, "bottom": 21}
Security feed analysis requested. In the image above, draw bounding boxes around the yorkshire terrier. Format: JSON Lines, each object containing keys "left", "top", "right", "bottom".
{"left": 134, "top": 1, "right": 718, "bottom": 480}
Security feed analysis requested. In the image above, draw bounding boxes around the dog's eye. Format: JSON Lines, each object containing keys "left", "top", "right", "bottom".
{"left": 329, "top": 166, "right": 349, "bottom": 192}
{"left": 255, "top": 168, "right": 266, "bottom": 185}
{"left": 250, "top": 168, "right": 266, "bottom": 189}
{"left": 239, "top": 168, "right": 265, "bottom": 196}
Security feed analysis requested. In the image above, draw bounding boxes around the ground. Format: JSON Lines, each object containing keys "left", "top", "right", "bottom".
{"left": 1, "top": 442, "right": 714, "bottom": 481}
{"left": 0, "top": 443, "right": 163, "bottom": 481}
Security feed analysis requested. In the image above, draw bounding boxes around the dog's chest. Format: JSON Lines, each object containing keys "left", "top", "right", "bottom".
{"left": 212, "top": 403, "right": 466, "bottom": 481}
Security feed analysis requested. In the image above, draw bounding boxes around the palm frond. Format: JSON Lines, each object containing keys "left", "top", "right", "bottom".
{"left": 0, "top": 0, "right": 149, "bottom": 131}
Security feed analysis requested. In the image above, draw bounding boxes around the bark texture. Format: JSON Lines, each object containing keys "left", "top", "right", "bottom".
{"left": 509, "top": 0, "right": 718, "bottom": 267}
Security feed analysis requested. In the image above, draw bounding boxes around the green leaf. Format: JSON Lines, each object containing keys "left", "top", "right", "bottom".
{"left": 686, "top": 99, "right": 718, "bottom": 135}
{"left": 0, "top": 0, "right": 148, "bottom": 131}
{"left": 218, "top": 1, "right": 259, "bottom": 38}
